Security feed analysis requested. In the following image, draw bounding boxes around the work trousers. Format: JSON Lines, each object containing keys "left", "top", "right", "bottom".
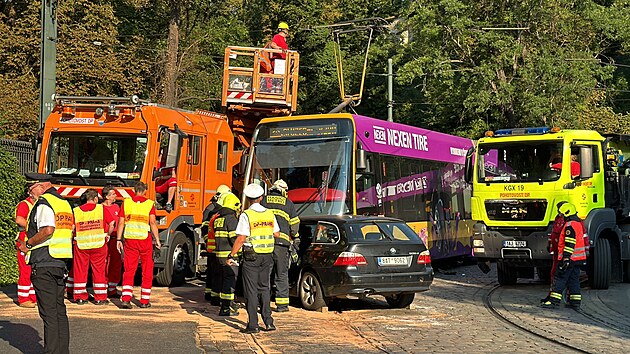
{"left": 72, "top": 243, "right": 108, "bottom": 301}
{"left": 204, "top": 254, "right": 221, "bottom": 300}
{"left": 121, "top": 237, "right": 154, "bottom": 305}
{"left": 551, "top": 262, "right": 581, "bottom": 305}
{"left": 16, "top": 238, "right": 36, "bottom": 303}
{"left": 106, "top": 237, "right": 122, "bottom": 297}
{"left": 219, "top": 258, "right": 239, "bottom": 301}
{"left": 272, "top": 245, "right": 290, "bottom": 308}
{"left": 32, "top": 266, "right": 70, "bottom": 354}
{"left": 242, "top": 253, "right": 274, "bottom": 330}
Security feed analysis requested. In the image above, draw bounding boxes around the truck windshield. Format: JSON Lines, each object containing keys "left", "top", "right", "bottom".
{"left": 46, "top": 133, "right": 148, "bottom": 186}
{"left": 249, "top": 137, "right": 352, "bottom": 216}
{"left": 477, "top": 141, "right": 563, "bottom": 183}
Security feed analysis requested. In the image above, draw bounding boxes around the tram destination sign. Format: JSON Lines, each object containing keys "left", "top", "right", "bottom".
{"left": 269, "top": 123, "right": 338, "bottom": 139}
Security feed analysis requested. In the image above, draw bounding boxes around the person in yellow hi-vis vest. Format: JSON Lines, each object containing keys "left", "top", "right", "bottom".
{"left": 203, "top": 184, "right": 231, "bottom": 304}
{"left": 72, "top": 189, "right": 109, "bottom": 305}
{"left": 17, "top": 173, "right": 73, "bottom": 354}
{"left": 116, "top": 182, "right": 161, "bottom": 309}
{"left": 227, "top": 183, "right": 280, "bottom": 334}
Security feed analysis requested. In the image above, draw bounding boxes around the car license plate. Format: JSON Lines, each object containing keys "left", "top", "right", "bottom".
{"left": 503, "top": 240, "right": 526, "bottom": 248}
{"left": 378, "top": 256, "right": 409, "bottom": 266}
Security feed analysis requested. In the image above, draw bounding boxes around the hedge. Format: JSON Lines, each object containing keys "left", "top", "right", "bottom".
{"left": 0, "top": 145, "right": 26, "bottom": 286}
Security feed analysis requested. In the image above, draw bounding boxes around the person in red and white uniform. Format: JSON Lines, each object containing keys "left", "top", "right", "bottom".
{"left": 102, "top": 185, "right": 122, "bottom": 298}
{"left": 72, "top": 189, "right": 109, "bottom": 305}
{"left": 117, "top": 182, "right": 161, "bottom": 309}
{"left": 14, "top": 183, "right": 42, "bottom": 307}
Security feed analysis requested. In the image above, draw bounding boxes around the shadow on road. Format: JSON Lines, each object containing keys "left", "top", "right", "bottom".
{"left": 0, "top": 320, "right": 43, "bottom": 354}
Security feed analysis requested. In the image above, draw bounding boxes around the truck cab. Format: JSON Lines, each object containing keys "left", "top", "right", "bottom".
{"left": 35, "top": 96, "right": 237, "bottom": 286}
{"left": 467, "top": 127, "right": 630, "bottom": 289}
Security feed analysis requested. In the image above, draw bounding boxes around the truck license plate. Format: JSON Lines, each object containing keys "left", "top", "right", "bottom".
{"left": 378, "top": 256, "right": 409, "bottom": 266}
{"left": 503, "top": 240, "right": 526, "bottom": 248}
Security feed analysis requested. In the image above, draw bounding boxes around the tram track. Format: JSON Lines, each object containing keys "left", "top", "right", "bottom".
{"left": 483, "top": 284, "right": 590, "bottom": 354}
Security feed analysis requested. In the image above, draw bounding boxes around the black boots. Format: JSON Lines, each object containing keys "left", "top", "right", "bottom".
{"left": 219, "top": 300, "right": 239, "bottom": 316}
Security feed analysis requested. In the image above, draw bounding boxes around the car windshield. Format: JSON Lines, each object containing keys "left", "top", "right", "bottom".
{"left": 46, "top": 133, "right": 147, "bottom": 186}
{"left": 477, "top": 141, "right": 563, "bottom": 183}
{"left": 250, "top": 137, "right": 352, "bottom": 216}
{"left": 346, "top": 221, "right": 422, "bottom": 243}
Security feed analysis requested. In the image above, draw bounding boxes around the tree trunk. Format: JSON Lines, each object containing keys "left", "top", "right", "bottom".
{"left": 163, "top": 6, "right": 180, "bottom": 107}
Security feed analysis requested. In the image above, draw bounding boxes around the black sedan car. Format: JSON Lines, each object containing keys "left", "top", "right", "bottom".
{"left": 289, "top": 215, "right": 434, "bottom": 311}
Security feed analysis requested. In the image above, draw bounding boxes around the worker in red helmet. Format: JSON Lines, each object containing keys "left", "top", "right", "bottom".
{"left": 541, "top": 203, "right": 587, "bottom": 309}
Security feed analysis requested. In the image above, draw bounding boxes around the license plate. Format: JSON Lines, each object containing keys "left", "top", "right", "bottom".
{"left": 503, "top": 240, "right": 526, "bottom": 248}
{"left": 378, "top": 256, "right": 409, "bottom": 266}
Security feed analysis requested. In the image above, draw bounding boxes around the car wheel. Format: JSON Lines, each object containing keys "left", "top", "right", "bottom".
{"left": 385, "top": 293, "right": 415, "bottom": 308}
{"left": 155, "top": 231, "right": 192, "bottom": 287}
{"left": 299, "top": 271, "right": 326, "bottom": 311}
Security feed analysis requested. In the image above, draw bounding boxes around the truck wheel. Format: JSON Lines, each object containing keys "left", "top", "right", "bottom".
{"left": 589, "top": 238, "right": 611, "bottom": 290}
{"left": 155, "top": 231, "right": 193, "bottom": 287}
{"left": 497, "top": 262, "right": 517, "bottom": 285}
{"left": 299, "top": 271, "right": 326, "bottom": 311}
{"left": 385, "top": 293, "right": 415, "bottom": 308}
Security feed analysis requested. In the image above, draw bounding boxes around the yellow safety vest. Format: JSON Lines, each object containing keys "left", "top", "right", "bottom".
{"left": 122, "top": 198, "right": 154, "bottom": 240}
{"left": 244, "top": 209, "right": 275, "bottom": 254}
{"left": 73, "top": 204, "right": 107, "bottom": 250}
{"left": 29, "top": 194, "right": 74, "bottom": 259}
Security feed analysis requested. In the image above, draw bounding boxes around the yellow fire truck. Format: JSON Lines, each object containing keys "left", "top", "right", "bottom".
{"left": 466, "top": 127, "right": 630, "bottom": 289}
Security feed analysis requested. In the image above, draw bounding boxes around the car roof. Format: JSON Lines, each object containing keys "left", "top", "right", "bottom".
{"left": 299, "top": 215, "right": 404, "bottom": 225}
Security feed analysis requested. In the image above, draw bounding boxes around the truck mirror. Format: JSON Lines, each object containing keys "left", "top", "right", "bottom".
{"left": 464, "top": 147, "right": 475, "bottom": 183}
{"left": 356, "top": 143, "right": 367, "bottom": 170}
{"left": 579, "top": 146, "right": 594, "bottom": 179}
{"left": 163, "top": 132, "right": 181, "bottom": 169}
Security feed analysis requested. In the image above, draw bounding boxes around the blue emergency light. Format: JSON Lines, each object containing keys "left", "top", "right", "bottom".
{"left": 494, "top": 127, "right": 552, "bottom": 136}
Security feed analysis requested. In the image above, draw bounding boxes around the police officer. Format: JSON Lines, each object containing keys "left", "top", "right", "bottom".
{"left": 17, "top": 173, "right": 73, "bottom": 354}
{"left": 203, "top": 184, "right": 231, "bottom": 304}
{"left": 227, "top": 183, "right": 280, "bottom": 334}
{"left": 213, "top": 193, "right": 241, "bottom": 316}
{"left": 541, "top": 202, "right": 587, "bottom": 309}
{"left": 261, "top": 179, "right": 300, "bottom": 312}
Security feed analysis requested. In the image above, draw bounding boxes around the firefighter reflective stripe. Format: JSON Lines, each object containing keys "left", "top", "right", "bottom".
{"left": 261, "top": 194, "right": 299, "bottom": 246}
{"left": 570, "top": 294, "right": 582, "bottom": 301}
{"left": 557, "top": 220, "right": 587, "bottom": 261}
{"left": 73, "top": 204, "right": 106, "bottom": 250}
{"left": 206, "top": 213, "right": 220, "bottom": 253}
{"left": 550, "top": 292, "right": 562, "bottom": 301}
{"left": 123, "top": 199, "right": 153, "bottom": 240}
{"left": 270, "top": 209, "right": 291, "bottom": 242}
{"left": 275, "top": 297, "right": 289, "bottom": 305}
{"left": 220, "top": 292, "right": 235, "bottom": 300}
{"left": 244, "top": 209, "right": 275, "bottom": 254}
{"left": 29, "top": 194, "right": 73, "bottom": 259}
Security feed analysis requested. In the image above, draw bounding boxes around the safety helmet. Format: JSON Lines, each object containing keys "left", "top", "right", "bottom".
{"left": 272, "top": 179, "right": 288, "bottom": 190}
{"left": 558, "top": 202, "right": 577, "bottom": 217}
{"left": 244, "top": 183, "right": 265, "bottom": 199}
{"left": 556, "top": 201, "right": 567, "bottom": 211}
{"left": 216, "top": 184, "right": 231, "bottom": 196}
{"left": 221, "top": 193, "right": 241, "bottom": 212}
{"left": 278, "top": 22, "right": 289, "bottom": 30}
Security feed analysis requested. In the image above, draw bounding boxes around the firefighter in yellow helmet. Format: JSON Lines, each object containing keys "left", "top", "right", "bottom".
{"left": 261, "top": 179, "right": 300, "bottom": 312}
{"left": 203, "top": 184, "right": 232, "bottom": 304}
{"left": 541, "top": 203, "right": 588, "bottom": 309}
{"left": 213, "top": 192, "right": 242, "bottom": 316}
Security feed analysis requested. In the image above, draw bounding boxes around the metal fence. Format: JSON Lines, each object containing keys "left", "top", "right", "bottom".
{"left": 0, "top": 138, "right": 36, "bottom": 174}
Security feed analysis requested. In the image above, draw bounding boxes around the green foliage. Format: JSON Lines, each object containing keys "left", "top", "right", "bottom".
{"left": 0, "top": 0, "right": 629, "bottom": 141}
{"left": 0, "top": 146, "right": 26, "bottom": 286}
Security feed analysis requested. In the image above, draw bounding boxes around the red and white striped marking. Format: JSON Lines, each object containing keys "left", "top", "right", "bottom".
{"left": 55, "top": 186, "right": 135, "bottom": 199}
{"left": 227, "top": 91, "right": 252, "bottom": 100}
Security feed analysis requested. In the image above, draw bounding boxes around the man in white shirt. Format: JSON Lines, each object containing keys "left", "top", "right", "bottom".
{"left": 227, "top": 183, "right": 279, "bottom": 334}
